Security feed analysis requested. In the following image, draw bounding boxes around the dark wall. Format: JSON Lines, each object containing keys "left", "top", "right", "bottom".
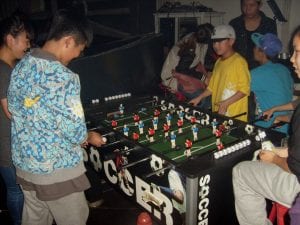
{"left": 69, "top": 34, "right": 164, "bottom": 106}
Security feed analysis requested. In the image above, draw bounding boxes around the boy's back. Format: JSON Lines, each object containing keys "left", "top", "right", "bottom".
{"left": 8, "top": 48, "right": 87, "bottom": 174}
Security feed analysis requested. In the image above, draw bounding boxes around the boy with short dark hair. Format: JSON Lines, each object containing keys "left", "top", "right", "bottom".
{"left": 250, "top": 32, "right": 293, "bottom": 134}
{"left": 189, "top": 24, "right": 250, "bottom": 122}
{"left": 0, "top": 12, "right": 31, "bottom": 225}
{"left": 7, "top": 9, "right": 105, "bottom": 225}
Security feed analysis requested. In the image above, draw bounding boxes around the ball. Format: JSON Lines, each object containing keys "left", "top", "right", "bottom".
{"left": 137, "top": 212, "right": 152, "bottom": 225}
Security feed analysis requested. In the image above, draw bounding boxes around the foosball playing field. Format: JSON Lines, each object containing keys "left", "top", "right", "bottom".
{"left": 102, "top": 99, "right": 240, "bottom": 163}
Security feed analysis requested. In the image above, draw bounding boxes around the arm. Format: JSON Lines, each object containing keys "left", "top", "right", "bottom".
{"left": 188, "top": 88, "right": 212, "bottom": 106}
{"left": 161, "top": 46, "right": 180, "bottom": 91}
{"left": 259, "top": 149, "right": 291, "bottom": 173}
{"left": 216, "top": 91, "right": 246, "bottom": 115}
{"left": 263, "top": 99, "right": 299, "bottom": 120}
{"left": 0, "top": 98, "right": 11, "bottom": 119}
{"left": 273, "top": 115, "right": 292, "bottom": 124}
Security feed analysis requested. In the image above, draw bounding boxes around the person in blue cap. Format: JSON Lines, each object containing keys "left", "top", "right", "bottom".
{"left": 250, "top": 32, "right": 294, "bottom": 134}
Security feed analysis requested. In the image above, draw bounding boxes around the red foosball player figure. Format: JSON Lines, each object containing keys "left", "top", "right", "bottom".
{"left": 215, "top": 128, "right": 222, "bottom": 139}
{"left": 133, "top": 113, "right": 140, "bottom": 125}
{"left": 184, "top": 138, "right": 193, "bottom": 157}
{"left": 154, "top": 109, "right": 160, "bottom": 118}
{"left": 163, "top": 123, "right": 170, "bottom": 137}
{"left": 177, "top": 119, "right": 183, "bottom": 134}
{"left": 132, "top": 132, "right": 139, "bottom": 141}
{"left": 111, "top": 120, "right": 118, "bottom": 129}
{"left": 190, "top": 116, "right": 196, "bottom": 125}
{"left": 217, "top": 142, "right": 224, "bottom": 151}
{"left": 148, "top": 128, "right": 155, "bottom": 142}
{"left": 115, "top": 151, "right": 129, "bottom": 186}
{"left": 215, "top": 128, "right": 224, "bottom": 150}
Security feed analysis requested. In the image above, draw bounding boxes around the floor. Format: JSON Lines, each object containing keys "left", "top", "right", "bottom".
{"left": 0, "top": 184, "right": 160, "bottom": 225}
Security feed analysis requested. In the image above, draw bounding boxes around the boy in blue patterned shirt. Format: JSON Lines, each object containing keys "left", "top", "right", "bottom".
{"left": 7, "top": 9, "right": 105, "bottom": 225}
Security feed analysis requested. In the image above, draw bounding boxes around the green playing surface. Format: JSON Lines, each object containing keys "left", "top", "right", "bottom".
{"left": 104, "top": 106, "right": 238, "bottom": 163}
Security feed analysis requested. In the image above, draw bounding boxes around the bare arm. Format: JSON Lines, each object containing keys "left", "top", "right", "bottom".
{"left": 273, "top": 115, "right": 292, "bottom": 123}
{"left": 216, "top": 91, "right": 246, "bottom": 115}
{"left": 259, "top": 149, "right": 291, "bottom": 173}
{"left": 188, "top": 89, "right": 212, "bottom": 106}
{"left": 0, "top": 98, "right": 11, "bottom": 119}
{"left": 263, "top": 99, "right": 300, "bottom": 120}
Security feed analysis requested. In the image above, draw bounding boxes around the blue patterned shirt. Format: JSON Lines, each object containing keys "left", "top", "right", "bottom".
{"left": 8, "top": 48, "right": 87, "bottom": 174}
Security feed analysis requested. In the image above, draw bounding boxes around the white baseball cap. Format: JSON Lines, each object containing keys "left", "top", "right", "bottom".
{"left": 211, "top": 25, "right": 236, "bottom": 40}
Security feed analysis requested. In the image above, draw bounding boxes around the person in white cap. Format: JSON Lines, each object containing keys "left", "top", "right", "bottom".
{"left": 189, "top": 24, "right": 250, "bottom": 122}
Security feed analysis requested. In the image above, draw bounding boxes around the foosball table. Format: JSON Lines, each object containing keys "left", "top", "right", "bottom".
{"left": 83, "top": 94, "right": 285, "bottom": 225}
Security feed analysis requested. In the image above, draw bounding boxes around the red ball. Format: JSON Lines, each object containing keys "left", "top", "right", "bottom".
{"left": 137, "top": 212, "right": 152, "bottom": 225}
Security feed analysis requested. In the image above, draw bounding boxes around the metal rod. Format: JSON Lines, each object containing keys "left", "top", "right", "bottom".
{"left": 122, "top": 157, "right": 151, "bottom": 169}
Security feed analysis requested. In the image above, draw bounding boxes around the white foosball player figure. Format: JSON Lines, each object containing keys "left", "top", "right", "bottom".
{"left": 192, "top": 124, "right": 199, "bottom": 141}
{"left": 153, "top": 117, "right": 158, "bottom": 130}
{"left": 178, "top": 110, "right": 185, "bottom": 121}
{"left": 138, "top": 120, "right": 144, "bottom": 134}
{"left": 170, "top": 131, "right": 176, "bottom": 149}
{"left": 211, "top": 118, "right": 217, "bottom": 134}
{"left": 166, "top": 113, "right": 172, "bottom": 126}
{"left": 119, "top": 103, "right": 124, "bottom": 115}
{"left": 123, "top": 124, "right": 129, "bottom": 136}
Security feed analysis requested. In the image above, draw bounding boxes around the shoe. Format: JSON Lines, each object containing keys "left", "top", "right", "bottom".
{"left": 88, "top": 199, "right": 104, "bottom": 208}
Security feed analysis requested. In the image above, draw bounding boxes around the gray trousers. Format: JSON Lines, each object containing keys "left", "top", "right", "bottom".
{"left": 233, "top": 161, "right": 300, "bottom": 225}
{"left": 21, "top": 189, "right": 89, "bottom": 225}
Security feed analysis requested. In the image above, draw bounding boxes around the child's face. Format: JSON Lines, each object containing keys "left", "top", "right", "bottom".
{"left": 253, "top": 46, "right": 263, "bottom": 61}
{"left": 242, "top": 0, "right": 261, "bottom": 19}
{"left": 213, "top": 39, "right": 234, "bottom": 58}
{"left": 290, "top": 35, "right": 300, "bottom": 78}
{"left": 10, "top": 31, "right": 30, "bottom": 60}
{"left": 61, "top": 38, "right": 85, "bottom": 65}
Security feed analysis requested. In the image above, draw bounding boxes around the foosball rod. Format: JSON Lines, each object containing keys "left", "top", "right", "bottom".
{"left": 143, "top": 165, "right": 173, "bottom": 178}
{"left": 230, "top": 112, "right": 247, "bottom": 119}
{"left": 122, "top": 156, "right": 151, "bottom": 169}
{"left": 102, "top": 140, "right": 122, "bottom": 147}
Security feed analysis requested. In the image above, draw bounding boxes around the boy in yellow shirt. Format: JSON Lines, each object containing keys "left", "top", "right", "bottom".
{"left": 189, "top": 25, "right": 250, "bottom": 121}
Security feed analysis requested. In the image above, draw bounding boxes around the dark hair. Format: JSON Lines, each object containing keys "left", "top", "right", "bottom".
{"left": 195, "top": 23, "right": 214, "bottom": 44}
{"left": 289, "top": 25, "right": 300, "bottom": 55}
{"left": 0, "top": 11, "right": 32, "bottom": 47}
{"left": 46, "top": 9, "right": 93, "bottom": 46}
{"left": 241, "top": 0, "right": 262, "bottom": 5}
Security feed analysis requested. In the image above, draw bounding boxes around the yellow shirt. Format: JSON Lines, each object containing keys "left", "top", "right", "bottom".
{"left": 207, "top": 53, "right": 250, "bottom": 121}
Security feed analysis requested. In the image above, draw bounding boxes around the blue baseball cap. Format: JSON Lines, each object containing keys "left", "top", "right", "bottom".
{"left": 251, "top": 33, "right": 282, "bottom": 57}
